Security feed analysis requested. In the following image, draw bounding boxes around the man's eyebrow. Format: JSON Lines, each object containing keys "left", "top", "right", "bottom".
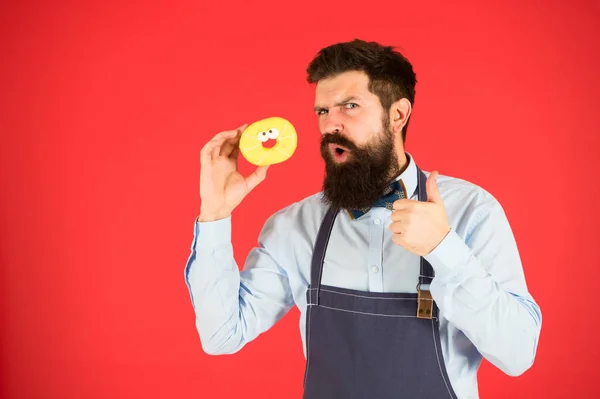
{"left": 314, "top": 96, "right": 361, "bottom": 112}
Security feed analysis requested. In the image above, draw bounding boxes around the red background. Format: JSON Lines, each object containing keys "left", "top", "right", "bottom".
{"left": 2, "top": 0, "right": 599, "bottom": 398}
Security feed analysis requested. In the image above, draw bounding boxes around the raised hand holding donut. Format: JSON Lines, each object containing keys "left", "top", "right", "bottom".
{"left": 198, "top": 124, "right": 268, "bottom": 222}
{"left": 198, "top": 118, "right": 297, "bottom": 222}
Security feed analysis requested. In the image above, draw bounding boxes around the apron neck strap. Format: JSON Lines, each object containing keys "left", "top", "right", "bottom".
{"left": 417, "top": 167, "right": 435, "bottom": 290}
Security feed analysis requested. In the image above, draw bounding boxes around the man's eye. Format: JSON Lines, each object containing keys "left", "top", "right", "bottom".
{"left": 344, "top": 103, "right": 358, "bottom": 109}
{"left": 317, "top": 109, "right": 328, "bottom": 115}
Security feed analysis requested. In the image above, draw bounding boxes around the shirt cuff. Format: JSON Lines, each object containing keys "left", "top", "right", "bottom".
{"left": 424, "top": 229, "right": 477, "bottom": 283}
{"left": 193, "top": 215, "right": 232, "bottom": 249}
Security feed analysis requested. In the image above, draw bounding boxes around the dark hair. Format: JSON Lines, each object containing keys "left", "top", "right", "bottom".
{"left": 306, "top": 39, "right": 417, "bottom": 142}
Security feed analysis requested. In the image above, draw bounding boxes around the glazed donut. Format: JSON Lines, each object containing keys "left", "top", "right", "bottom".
{"left": 239, "top": 117, "right": 298, "bottom": 166}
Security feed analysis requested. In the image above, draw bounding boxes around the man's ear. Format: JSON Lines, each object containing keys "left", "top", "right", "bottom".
{"left": 389, "top": 98, "right": 412, "bottom": 134}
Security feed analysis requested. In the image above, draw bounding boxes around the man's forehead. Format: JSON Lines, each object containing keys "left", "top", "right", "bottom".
{"left": 314, "top": 72, "right": 371, "bottom": 106}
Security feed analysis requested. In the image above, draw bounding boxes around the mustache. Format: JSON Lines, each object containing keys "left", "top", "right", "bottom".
{"left": 320, "top": 133, "right": 359, "bottom": 152}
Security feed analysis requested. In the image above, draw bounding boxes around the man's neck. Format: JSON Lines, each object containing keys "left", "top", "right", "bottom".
{"left": 387, "top": 151, "right": 409, "bottom": 183}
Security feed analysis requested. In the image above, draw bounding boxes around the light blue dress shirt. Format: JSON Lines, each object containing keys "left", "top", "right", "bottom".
{"left": 184, "top": 152, "right": 542, "bottom": 399}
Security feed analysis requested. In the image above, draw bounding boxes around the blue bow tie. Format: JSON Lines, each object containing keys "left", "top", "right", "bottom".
{"left": 347, "top": 179, "right": 407, "bottom": 220}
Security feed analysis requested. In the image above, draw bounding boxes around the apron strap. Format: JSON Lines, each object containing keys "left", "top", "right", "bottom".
{"left": 416, "top": 167, "right": 435, "bottom": 319}
{"left": 417, "top": 167, "right": 435, "bottom": 288}
{"left": 310, "top": 205, "right": 339, "bottom": 305}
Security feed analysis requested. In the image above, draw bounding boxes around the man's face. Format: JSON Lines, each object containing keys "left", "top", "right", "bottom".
{"left": 314, "top": 70, "right": 401, "bottom": 210}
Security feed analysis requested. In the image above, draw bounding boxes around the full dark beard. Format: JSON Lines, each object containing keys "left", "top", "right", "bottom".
{"left": 320, "top": 121, "right": 400, "bottom": 210}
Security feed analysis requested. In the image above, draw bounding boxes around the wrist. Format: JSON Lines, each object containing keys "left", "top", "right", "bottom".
{"left": 198, "top": 210, "right": 231, "bottom": 222}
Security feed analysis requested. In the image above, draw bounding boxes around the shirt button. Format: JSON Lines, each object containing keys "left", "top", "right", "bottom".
{"left": 374, "top": 218, "right": 381, "bottom": 225}
{"left": 372, "top": 266, "right": 379, "bottom": 273}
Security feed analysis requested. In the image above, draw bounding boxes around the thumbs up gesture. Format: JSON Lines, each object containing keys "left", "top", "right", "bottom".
{"left": 388, "top": 171, "right": 451, "bottom": 256}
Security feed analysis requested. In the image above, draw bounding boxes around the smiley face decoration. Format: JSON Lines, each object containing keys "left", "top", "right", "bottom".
{"left": 239, "top": 117, "right": 298, "bottom": 166}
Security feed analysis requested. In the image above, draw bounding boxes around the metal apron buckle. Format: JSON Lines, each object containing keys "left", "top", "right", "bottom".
{"left": 416, "top": 283, "right": 433, "bottom": 319}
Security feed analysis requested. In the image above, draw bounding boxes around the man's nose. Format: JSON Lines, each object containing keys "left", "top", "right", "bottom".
{"left": 322, "top": 109, "right": 343, "bottom": 135}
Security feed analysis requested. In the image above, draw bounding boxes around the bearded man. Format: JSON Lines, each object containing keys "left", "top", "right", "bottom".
{"left": 185, "top": 39, "right": 542, "bottom": 399}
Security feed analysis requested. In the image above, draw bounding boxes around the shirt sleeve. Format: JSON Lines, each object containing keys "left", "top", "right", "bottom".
{"left": 184, "top": 210, "right": 295, "bottom": 355}
{"left": 424, "top": 195, "right": 542, "bottom": 377}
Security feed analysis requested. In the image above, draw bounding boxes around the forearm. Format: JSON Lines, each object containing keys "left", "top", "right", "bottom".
{"left": 185, "top": 217, "right": 247, "bottom": 355}
{"left": 427, "top": 230, "right": 542, "bottom": 376}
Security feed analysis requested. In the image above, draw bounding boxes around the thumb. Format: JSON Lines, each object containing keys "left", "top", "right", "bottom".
{"left": 426, "top": 170, "right": 443, "bottom": 204}
{"left": 245, "top": 165, "right": 270, "bottom": 193}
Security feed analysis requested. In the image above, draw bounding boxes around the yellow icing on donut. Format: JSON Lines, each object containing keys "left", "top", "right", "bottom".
{"left": 239, "top": 117, "right": 298, "bottom": 166}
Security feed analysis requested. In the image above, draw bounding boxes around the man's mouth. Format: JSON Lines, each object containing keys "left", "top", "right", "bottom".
{"left": 328, "top": 143, "right": 351, "bottom": 163}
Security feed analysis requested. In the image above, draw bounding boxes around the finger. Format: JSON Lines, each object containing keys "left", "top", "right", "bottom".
{"left": 392, "top": 198, "right": 414, "bottom": 211}
{"left": 200, "top": 126, "right": 246, "bottom": 163}
{"left": 201, "top": 131, "right": 238, "bottom": 163}
{"left": 389, "top": 209, "right": 408, "bottom": 222}
{"left": 229, "top": 143, "right": 241, "bottom": 166}
{"left": 219, "top": 134, "right": 241, "bottom": 158}
{"left": 212, "top": 125, "right": 245, "bottom": 159}
{"left": 392, "top": 233, "right": 404, "bottom": 246}
{"left": 388, "top": 220, "right": 404, "bottom": 234}
{"left": 245, "top": 165, "right": 270, "bottom": 192}
{"left": 219, "top": 124, "right": 247, "bottom": 158}
{"left": 225, "top": 127, "right": 246, "bottom": 165}
{"left": 426, "top": 170, "right": 443, "bottom": 204}
{"left": 210, "top": 135, "right": 228, "bottom": 159}
{"left": 230, "top": 142, "right": 241, "bottom": 159}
